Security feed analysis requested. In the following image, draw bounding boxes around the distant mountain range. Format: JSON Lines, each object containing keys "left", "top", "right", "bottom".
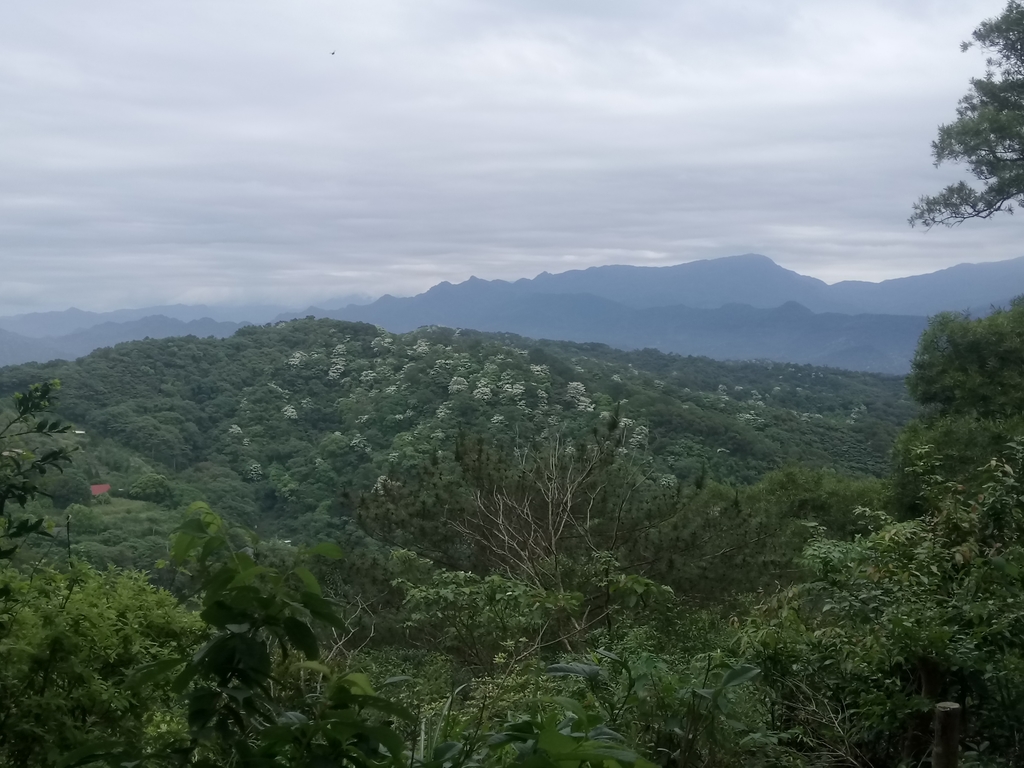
{"left": 302, "top": 295, "right": 926, "bottom": 374}
{"left": 0, "top": 316, "right": 247, "bottom": 368}
{"left": 292, "top": 253, "right": 1021, "bottom": 317}
{"left": 0, "top": 293, "right": 373, "bottom": 339}
{"left": 271, "top": 254, "right": 1024, "bottom": 374}
{"left": 1, "top": 255, "right": 1021, "bottom": 374}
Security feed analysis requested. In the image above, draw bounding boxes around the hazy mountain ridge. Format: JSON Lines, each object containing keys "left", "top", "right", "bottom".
{"left": 0, "top": 293, "right": 373, "bottom": 338}
{"left": 2, "top": 255, "right": 1021, "bottom": 373}
{"left": 299, "top": 253, "right": 1024, "bottom": 317}
{"left": 515, "top": 253, "right": 1024, "bottom": 314}
{"left": 0, "top": 316, "right": 247, "bottom": 368}
{"left": 260, "top": 254, "right": 1022, "bottom": 374}
{"left": 309, "top": 293, "right": 926, "bottom": 374}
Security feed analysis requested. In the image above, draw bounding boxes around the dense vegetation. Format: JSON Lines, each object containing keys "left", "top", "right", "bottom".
{"left": 3, "top": 3, "right": 1024, "bottom": 765}
{"left": 0, "top": 293, "right": 1023, "bottom": 766}
{"left": 0, "top": 319, "right": 911, "bottom": 576}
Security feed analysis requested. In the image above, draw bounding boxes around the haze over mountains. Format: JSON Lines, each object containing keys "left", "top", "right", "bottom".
{"left": 306, "top": 253, "right": 1022, "bottom": 317}
{"left": 282, "top": 254, "right": 1024, "bottom": 374}
{"left": 2, "top": 255, "right": 1022, "bottom": 374}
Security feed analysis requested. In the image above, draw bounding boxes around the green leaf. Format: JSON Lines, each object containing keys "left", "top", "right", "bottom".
{"left": 542, "top": 696, "right": 590, "bottom": 726}
{"left": 282, "top": 615, "right": 319, "bottom": 659}
{"left": 432, "top": 741, "right": 463, "bottom": 762}
{"left": 721, "top": 664, "right": 760, "bottom": 688}
{"left": 537, "top": 726, "right": 579, "bottom": 756}
{"left": 341, "top": 671, "right": 375, "bottom": 696}
{"left": 200, "top": 601, "right": 252, "bottom": 629}
{"left": 293, "top": 566, "right": 322, "bottom": 596}
{"left": 361, "top": 724, "right": 407, "bottom": 760}
{"left": 126, "top": 657, "right": 185, "bottom": 688}
{"left": 546, "top": 662, "right": 603, "bottom": 681}
{"left": 227, "top": 565, "right": 271, "bottom": 588}
{"left": 55, "top": 740, "right": 124, "bottom": 768}
{"left": 294, "top": 660, "right": 332, "bottom": 676}
{"left": 308, "top": 541, "right": 344, "bottom": 560}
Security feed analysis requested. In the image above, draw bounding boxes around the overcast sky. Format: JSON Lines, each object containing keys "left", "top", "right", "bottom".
{"left": 0, "top": 0, "right": 1019, "bottom": 313}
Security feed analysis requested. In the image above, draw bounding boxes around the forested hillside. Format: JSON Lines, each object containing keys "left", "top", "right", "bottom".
{"left": 0, "top": 319, "right": 912, "bottom": 545}
{"left": 5, "top": 295, "right": 1024, "bottom": 767}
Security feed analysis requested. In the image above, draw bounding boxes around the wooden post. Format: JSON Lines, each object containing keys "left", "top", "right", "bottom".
{"left": 933, "top": 701, "right": 961, "bottom": 768}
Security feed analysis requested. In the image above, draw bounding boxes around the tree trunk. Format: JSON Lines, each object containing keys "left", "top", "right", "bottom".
{"left": 903, "top": 656, "right": 946, "bottom": 762}
{"left": 932, "top": 702, "right": 961, "bottom": 768}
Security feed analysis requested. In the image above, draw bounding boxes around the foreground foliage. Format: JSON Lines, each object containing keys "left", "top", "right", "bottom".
{"left": 3, "top": 296, "right": 1024, "bottom": 765}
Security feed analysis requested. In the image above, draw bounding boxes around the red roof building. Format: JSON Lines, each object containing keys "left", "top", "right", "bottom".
{"left": 90, "top": 484, "right": 111, "bottom": 496}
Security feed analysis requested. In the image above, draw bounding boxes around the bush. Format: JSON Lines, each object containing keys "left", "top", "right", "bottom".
{"left": 128, "top": 473, "right": 174, "bottom": 505}
{"left": 46, "top": 471, "right": 91, "bottom": 510}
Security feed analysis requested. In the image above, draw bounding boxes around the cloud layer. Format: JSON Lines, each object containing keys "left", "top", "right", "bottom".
{"left": 0, "top": 0, "right": 1018, "bottom": 312}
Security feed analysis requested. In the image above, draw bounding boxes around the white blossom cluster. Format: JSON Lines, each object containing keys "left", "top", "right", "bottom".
{"left": 530, "top": 364, "right": 549, "bottom": 378}
{"left": 411, "top": 339, "right": 432, "bottom": 356}
{"left": 490, "top": 415, "right": 506, "bottom": 426}
{"left": 327, "top": 345, "right": 348, "bottom": 380}
{"left": 371, "top": 336, "right": 395, "bottom": 354}
{"left": 360, "top": 371, "right": 377, "bottom": 386}
{"left": 287, "top": 351, "right": 309, "bottom": 368}
{"left": 846, "top": 404, "right": 867, "bottom": 424}
{"left": 282, "top": 405, "right": 298, "bottom": 420}
{"left": 436, "top": 403, "right": 452, "bottom": 419}
{"left": 498, "top": 381, "right": 525, "bottom": 401}
{"left": 737, "top": 412, "right": 765, "bottom": 428}
{"left": 566, "top": 382, "right": 594, "bottom": 412}
{"left": 228, "top": 424, "right": 243, "bottom": 435}
{"left": 472, "top": 381, "right": 493, "bottom": 401}
{"left": 628, "top": 425, "right": 649, "bottom": 450}
{"left": 350, "top": 434, "right": 371, "bottom": 453}
{"left": 246, "top": 462, "right": 263, "bottom": 481}
{"left": 448, "top": 376, "right": 469, "bottom": 394}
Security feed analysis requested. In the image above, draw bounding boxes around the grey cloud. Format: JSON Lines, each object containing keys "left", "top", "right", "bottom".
{"left": 0, "top": 0, "right": 1018, "bottom": 313}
